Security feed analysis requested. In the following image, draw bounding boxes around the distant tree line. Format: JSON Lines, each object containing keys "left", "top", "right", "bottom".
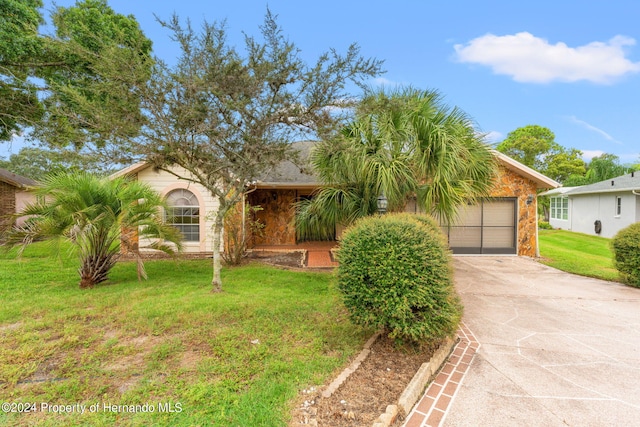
{"left": 495, "top": 124, "right": 640, "bottom": 186}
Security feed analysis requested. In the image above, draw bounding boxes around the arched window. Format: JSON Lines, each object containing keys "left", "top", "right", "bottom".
{"left": 166, "top": 189, "right": 200, "bottom": 242}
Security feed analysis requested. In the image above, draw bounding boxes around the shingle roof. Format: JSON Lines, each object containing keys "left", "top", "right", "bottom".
{"left": 563, "top": 172, "right": 640, "bottom": 196}
{"left": 0, "top": 168, "right": 37, "bottom": 188}
{"left": 111, "top": 141, "right": 561, "bottom": 191}
{"left": 256, "top": 143, "right": 561, "bottom": 189}
{"left": 255, "top": 140, "right": 318, "bottom": 186}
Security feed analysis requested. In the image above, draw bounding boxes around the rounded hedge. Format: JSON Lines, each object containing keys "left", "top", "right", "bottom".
{"left": 336, "top": 213, "right": 461, "bottom": 342}
{"left": 611, "top": 222, "right": 640, "bottom": 287}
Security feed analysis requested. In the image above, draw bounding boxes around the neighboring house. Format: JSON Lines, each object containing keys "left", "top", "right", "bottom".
{"left": 0, "top": 168, "right": 36, "bottom": 229}
{"left": 114, "top": 142, "right": 559, "bottom": 257}
{"left": 542, "top": 172, "right": 640, "bottom": 238}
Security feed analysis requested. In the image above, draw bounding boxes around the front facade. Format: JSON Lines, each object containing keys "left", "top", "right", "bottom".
{"left": 411, "top": 153, "right": 557, "bottom": 257}
{"left": 115, "top": 144, "right": 559, "bottom": 257}
{"left": 544, "top": 172, "right": 640, "bottom": 238}
{"left": 247, "top": 148, "right": 559, "bottom": 257}
{"left": 442, "top": 159, "right": 543, "bottom": 256}
{"left": 111, "top": 164, "right": 219, "bottom": 253}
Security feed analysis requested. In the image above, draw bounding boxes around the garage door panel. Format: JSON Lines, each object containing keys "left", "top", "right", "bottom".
{"left": 483, "top": 202, "right": 515, "bottom": 226}
{"left": 455, "top": 204, "right": 482, "bottom": 226}
{"left": 482, "top": 226, "right": 515, "bottom": 248}
{"left": 449, "top": 226, "right": 481, "bottom": 248}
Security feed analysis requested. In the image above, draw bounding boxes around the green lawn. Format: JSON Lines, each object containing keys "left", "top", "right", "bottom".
{"left": 0, "top": 243, "right": 371, "bottom": 426}
{"left": 538, "top": 229, "right": 620, "bottom": 282}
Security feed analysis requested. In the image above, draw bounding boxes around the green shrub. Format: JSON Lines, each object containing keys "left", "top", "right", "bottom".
{"left": 538, "top": 220, "right": 553, "bottom": 230}
{"left": 611, "top": 223, "right": 640, "bottom": 287}
{"left": 336, "top": 213, "right": 461, "bottom": 343}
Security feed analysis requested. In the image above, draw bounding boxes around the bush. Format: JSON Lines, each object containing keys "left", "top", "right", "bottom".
{"left": 336, "top": 213, "right": 461, "bottom": 343}
{"left": 611, "top": 223, "right": 640, "bottom": 287}
{"left": 538, "top": 220, "right": 552, "bottom": 230}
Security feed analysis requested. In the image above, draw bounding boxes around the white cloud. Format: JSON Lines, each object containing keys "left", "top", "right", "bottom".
{"left": 619, "top": 152, "right": 640, "bottom": 163}
{"left": 454, "top": 32, "right": 640, "bottom": 84}
{"left": 567, "top": 116, "right": 622, "bottom": 144}
{"left": 482, "top": 130, "right": 503, "bottom": 143}
{"left": 581, "top": 150, "right": 605, "bottom": 161}
{"left": 372, "top": 77, "right": 399, "bottom": 87}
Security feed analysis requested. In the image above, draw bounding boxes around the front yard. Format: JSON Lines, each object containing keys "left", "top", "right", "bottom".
{"left": 0, "top": 244, "right": 371, "bottom": 426}
{"left": 538, "top": 229, "right": 619, "bottom": 282}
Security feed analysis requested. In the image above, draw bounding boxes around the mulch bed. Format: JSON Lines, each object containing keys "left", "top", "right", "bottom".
{"left": 291, "top": 335, "right": 441, "bottom": 427}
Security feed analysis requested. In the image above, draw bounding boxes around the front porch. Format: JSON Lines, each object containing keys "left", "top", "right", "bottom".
{"left": 249, "top": 241, "right": 338, "bottom": 268}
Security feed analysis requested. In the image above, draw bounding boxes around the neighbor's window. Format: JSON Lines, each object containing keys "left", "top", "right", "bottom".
{"left": 615, "top": 196, "right": 622, "bottom": 216}
{"left": 550, "top": 196, "right": 568, "bottom": 220}
{"left": 166, "top": 189, "right": 200, "bottom": 242}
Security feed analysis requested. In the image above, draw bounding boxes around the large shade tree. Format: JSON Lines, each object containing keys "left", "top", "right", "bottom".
{"left": 2, "top": 173, "right": 183, "bottom": 288}
{"left": 296, "top": 87, "right": 497, "bottom": 240}
{"left": 0, "top": 0, "right": 152, "bottom": 147}
{"left": 122, "top": 11, "right": 383, "bottom": 292}
{"left": 496, "top": 125, "right": 585, "bottom": 183}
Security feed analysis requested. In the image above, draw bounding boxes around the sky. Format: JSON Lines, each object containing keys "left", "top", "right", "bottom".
{"left": 4, "top": 0, "right": 640, "bottom": 164}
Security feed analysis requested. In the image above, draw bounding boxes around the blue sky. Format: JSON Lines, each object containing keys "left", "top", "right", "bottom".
{"left": 4, "top": 0, "right": 640, "bottom": 164}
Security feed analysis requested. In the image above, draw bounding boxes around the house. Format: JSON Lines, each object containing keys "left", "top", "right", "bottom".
{"left": 110, "top": 163, "right": 220, "bottom": 253}
{"left": 441, "top": 151, "right": 559, "bottom": 256}
{"left": 247, "top": 145, "right": 559, "bottom": 256}
{"left": 542, "top": 172, "right": 640, "bottom": 238}
{"left": 114, "top": 142, "right": 559, "bottom": 258}
{"left": 0, "top": 168, "right": 36, "bottom": 229}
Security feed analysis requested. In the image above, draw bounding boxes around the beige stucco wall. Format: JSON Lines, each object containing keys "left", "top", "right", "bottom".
{"left": 136, "top": 166, "right": 218, "bottom": 253}
{"left": 14, "top": 190, "right": 35, "bottom": 226}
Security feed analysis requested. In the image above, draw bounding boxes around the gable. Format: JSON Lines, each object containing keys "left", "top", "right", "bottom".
{"left": 492, "top": 151, "right": 559, "bottom": 190}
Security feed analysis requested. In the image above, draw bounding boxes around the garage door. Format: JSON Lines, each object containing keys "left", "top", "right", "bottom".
{"left": 442, "top": 198, "right": 517, "bottom": 255}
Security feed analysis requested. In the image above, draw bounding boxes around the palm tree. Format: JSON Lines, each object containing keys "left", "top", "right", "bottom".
{"left": 296, "top": 87, "right": 497, "bottom": 240}
{"left": 3, "top": 172, "right": 182, "bottom": 288}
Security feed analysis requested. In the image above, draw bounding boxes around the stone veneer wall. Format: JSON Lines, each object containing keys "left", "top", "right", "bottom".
{"left": 249, "top": 189, "right": 297, "bottom": 246}
{"left": 489, "top": 165, "right": 539, "bottom": 257}
{"left": 0, "top": 181, "right": 16, "bottom": 230}
{"left": 247, "top": 166, "right": 541, "bottom": 255}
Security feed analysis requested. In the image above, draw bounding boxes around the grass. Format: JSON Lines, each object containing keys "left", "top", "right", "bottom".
{"left": 538, "top": 229, "right": 620, "bottom": 282}
{"left": 0, "top": 243, "right": 372, "bottom": 426}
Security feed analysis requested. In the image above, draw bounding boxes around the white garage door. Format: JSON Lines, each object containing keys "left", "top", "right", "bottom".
{"left": 443, "top": 198, "right": 517, "bottom": 255}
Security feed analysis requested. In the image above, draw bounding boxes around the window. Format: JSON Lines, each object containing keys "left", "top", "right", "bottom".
{"left": 550, "top": 196, "right": 568, "bottom": 220}
{"left": 166, "top": 189, "right": 200, "bottom": 242}
{"left": 615, "top": 196, "right": 622, "bottom": 216}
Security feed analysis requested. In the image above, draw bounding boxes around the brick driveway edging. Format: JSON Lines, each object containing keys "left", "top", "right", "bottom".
{"left": 401, "top": 323, "right": 480, "bottom": 427}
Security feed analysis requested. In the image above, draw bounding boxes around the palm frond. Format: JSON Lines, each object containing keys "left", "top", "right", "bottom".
{"left": 297, "top": 86, "right": 497, "bottom": 231}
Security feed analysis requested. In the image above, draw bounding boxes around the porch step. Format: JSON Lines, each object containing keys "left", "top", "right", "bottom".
{"left": 306, "top": 250, "right": 338, "bottom": 268}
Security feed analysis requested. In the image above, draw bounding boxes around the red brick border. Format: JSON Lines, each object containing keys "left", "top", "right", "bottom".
{"left": 402, "top": 323, "right": 480, "bottom": 427}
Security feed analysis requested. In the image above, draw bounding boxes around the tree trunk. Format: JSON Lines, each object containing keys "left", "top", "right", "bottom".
{"left": 211, "top": 212, "right": 224, "bottom": 293}
{"left": 78, "top": 253, "right": 117, "bottom": 289}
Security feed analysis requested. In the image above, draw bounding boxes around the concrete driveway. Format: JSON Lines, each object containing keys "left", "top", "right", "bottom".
{"left": 440, "top": 257, "right": 640, "bottom": 426}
